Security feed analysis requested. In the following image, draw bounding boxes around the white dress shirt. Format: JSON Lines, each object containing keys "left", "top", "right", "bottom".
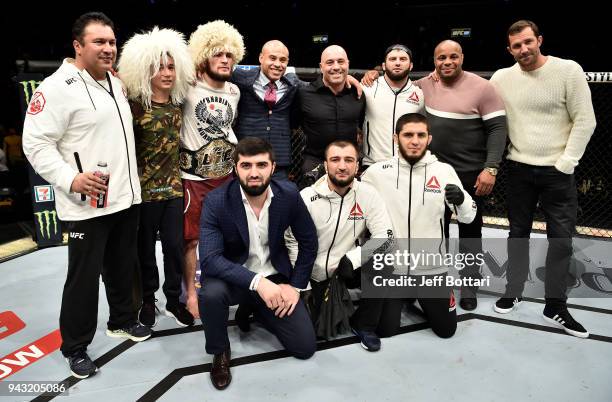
{"left": 241, "top": 186, "right": 279, "bottom": 290}
{"left": 254, "top": 71, "right": 287, "bottom": 103}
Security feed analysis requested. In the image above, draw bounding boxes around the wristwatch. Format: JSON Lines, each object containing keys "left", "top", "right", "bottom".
{"left": 485, "top": 167, "right": 498, "bottom": 176}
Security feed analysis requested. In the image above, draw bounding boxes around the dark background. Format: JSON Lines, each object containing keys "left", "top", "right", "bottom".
{"left": 0, "top": 0, "right": 609, "bottom": 236}
{"left": 0, "top": 0, "right": 606, "bottom": 130}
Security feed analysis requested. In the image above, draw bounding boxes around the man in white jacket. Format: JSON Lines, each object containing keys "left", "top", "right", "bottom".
{"left": 287, "top": 140, "right": 394, "bottom": 351}
{"left": 361, "top": 113, "right": 476, "bottom": 338}
{"left": 361, "top": 44, "right": 425, "bottom": 167}
{"left": 22, "top": 12, "right": 150, "bottom": 380}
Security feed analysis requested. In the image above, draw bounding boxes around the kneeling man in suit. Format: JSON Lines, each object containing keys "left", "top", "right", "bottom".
{"left": 199, "top": 137, "right": 318, "bottom": 390}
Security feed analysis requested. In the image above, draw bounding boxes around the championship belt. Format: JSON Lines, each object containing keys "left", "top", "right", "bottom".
{"left": 179, "top": 139, "right": 235, "bottom": 179}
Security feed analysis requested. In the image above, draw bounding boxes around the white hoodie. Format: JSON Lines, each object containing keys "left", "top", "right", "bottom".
{"left": 286, "top": 176, "right": 394, "bottom": 282}
{"left": 361, "top": 151, "right": 476, "bottom": 275}
{"left": 23, "top": 59, "right": 141, "bottom": 221}
{"left": 362, "top": 76, "right": 425, "bottom": 166}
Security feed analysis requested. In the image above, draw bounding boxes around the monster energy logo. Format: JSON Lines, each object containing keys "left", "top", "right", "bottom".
{"left": 34, "top": 210, "right": 58, "bottom": 239}
{"left": 20, "top": 80, "right": 41, "bottom": 105}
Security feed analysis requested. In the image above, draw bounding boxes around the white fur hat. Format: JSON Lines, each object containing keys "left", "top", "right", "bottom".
{"left": 118, "top": 27, "right": 195, "bottom": 109}
{"left": 188, "top": 20, "right": 245, "bottom": 69}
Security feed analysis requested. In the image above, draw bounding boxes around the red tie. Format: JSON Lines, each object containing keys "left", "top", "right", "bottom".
{"left": 264, "top": 81, "right": 277, "bottom": 109}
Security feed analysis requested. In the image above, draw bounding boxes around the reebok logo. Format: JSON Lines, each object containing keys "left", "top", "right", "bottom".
{"left": 424, "top": 176, "right": 442, "bottom": 193}
{"left": 348, "top": 203, "right": 365, "bottom": 220}
{"left": 408, "top": 91, "right": 420, "bottom": 103}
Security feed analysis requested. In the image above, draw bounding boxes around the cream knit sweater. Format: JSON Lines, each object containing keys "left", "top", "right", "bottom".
{"left": 490, "top": 56, "right": 596, "bottom": 174}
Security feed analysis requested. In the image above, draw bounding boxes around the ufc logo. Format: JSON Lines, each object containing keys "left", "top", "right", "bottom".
{"left": 69, "top": 232, "right": 84, "bottom": 239}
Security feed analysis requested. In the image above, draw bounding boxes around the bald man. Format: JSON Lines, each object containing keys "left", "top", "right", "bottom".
{"left": 233, "top": 42, "right": 363, "bottom": 181}
{"left": 417, "top": 40, "right": 508, "bottom": 310}
{"left": 232, "top": 40, "right": 298, "bottom": 179}
{"left": 296, "top": 45, "right": 365, "bottom": 180}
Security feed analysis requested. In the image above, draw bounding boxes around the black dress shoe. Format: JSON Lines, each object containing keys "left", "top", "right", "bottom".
{"left": 235, "top": 304, "right": 252, "bottom": 332}
{"left": 211, "top": 349, "right": 231, "bottom": 390}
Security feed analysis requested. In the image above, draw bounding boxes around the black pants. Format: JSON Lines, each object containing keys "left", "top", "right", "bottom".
{"left": 60, "top": 205, "right": 139, "bottom": 356}
{"left": 377, "top": 274, "right": 457, "bottom": 338}
{"left": 138, "top": 198, "right": 184, "bottom": 307}
{"left": 199, "top": 275, "right": 316, "bottom": 358}
{"left": 309, "top": 269, "right": 396, "bottom": 334}
{"left": 505, "top": 162, "right": 577, "bottom": 306}
{"left": 443, "top": 170, "right": 483, "bottom": 286}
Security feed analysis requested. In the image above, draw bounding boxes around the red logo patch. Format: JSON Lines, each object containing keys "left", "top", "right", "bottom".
{"left": 349, "top": 203, "right": 363, "bottom": 217}
{"left": 449, "top": 290, "right": 456, "bottom": 311}
{"left": 27, "top": 92, "right": 46, "bottom": 115}
{"left": 408, "top": 91, "right": 420, "bottom": 103}
{"left": 348, "top": 203, "right": 365, "bottom": 220}
{"left": 426, "top": 176, "right": 440, "bottom": 189}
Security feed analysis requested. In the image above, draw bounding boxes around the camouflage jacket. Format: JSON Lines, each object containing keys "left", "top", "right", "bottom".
{"left": 132, "top": 100, "right": 183, "bottom": 202}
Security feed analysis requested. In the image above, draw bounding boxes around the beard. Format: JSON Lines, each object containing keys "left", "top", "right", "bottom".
{"left": 328, "top": 172, "right": 354, "bottom": 189}
{"left": 516, "top": 52, "right": 536, "bottom": 68}
{"left": 239, "top": 175, "right": 271, "bottom": 197}
{"left": 204, "top": 63, "right": 231, "bottom": 82}
{"left": 385, "top": 68, "right": 410, "bottom": 82}
{"left": 398, "top": 144, "right": 426, "bottom": 165}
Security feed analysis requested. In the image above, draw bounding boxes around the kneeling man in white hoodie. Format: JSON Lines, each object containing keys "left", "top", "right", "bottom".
{"left": 362, "top": 113, "right": 476, "bottom": 339}
{"left": 287, "top": 139, "right": 395, "bottom": 351}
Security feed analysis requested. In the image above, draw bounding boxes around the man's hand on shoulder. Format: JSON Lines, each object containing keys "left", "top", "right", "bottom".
{"left": 346, "top": 75, "right": 363, "bottom": 98}
{"left": 426, "top": 70, "right": 440, "bottom": 82}
{"left": 360, "top": 70, "right": 379, "bottom": 87}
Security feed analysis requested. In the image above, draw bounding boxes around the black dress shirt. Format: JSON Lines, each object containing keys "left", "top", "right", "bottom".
{"left": 296, "top": 76, "right": 365, "bottom": 159}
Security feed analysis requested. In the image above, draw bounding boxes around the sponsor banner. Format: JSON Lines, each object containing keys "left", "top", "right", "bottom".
{"left": 34, "top": 185, "right": 54, "bottom": 203}
{"left": 15, "top": 73, "right": 64, "bottom": 248}
{"left": 28, "top": 161, "right": 63, "bottom": 247}
{"left": 585, "top": 72, "right": 612, "bottom": 83}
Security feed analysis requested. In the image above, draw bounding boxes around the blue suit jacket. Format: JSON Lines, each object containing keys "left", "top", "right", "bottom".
{"left": 199, "top": 178, "right": 317, "bottom": 289}
{"left": 231, "top": 68, "right": 300, "bottom": 167}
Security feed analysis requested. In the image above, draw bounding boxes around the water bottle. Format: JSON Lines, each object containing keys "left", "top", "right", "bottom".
{"left": 90, "top": 161, "right": 110, "bottom": 208}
